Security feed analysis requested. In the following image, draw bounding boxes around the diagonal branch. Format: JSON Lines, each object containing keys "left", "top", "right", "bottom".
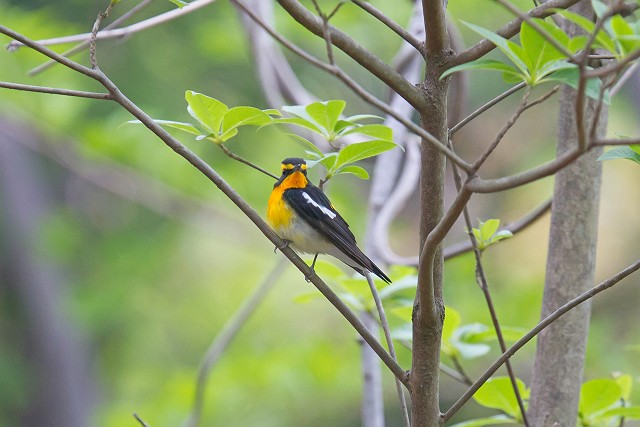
{"left": 0, "top": 81, "right": 111, "bottom": 99}
{"left": 443, "top": 258, "right": 640, "bottom": 421}
{"left": 352, "top": 0, "right": 423, "bottom": 54}
{"left": 276, "top": 0, "right": 427, "bottom": 112}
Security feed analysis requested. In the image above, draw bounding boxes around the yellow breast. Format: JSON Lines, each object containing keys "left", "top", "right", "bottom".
{"left": 267, "top": 171, "right": 307, "bottom": 231}
{"left": 267, "top": 184, "right": 294, "bottom": 230}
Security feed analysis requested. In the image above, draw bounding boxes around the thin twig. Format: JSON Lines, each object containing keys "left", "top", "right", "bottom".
{"left": 443, "top": 259, "right": 640, "bottom": 422}
{"left": 28, "top": 0, "right": 154, "bottom": 76}
{"left": 352, "top": 0, "right": 423, "bottom": 53}
{"left": 6, "top": 0, "right": 219, "bottom": 50}
{"left": 90, "top": 2, "right": 115, "bottom": 69}
{"left": 472, "top": 87, "right": 532, "bottom": 172}
{"left": 218, "top": 143, "right": 278, "bottom": 180}
{"left": 183, "top": 258, "right": 287, "bottom": 427}
{"left": 365, "top": 273, "right": 411, "bottom": 427}
{"left": 592, "top": 137, "right": 640, "bottom": 146}
{"left": 134, "top": 413, "right": 151, "bottom": 427}
{"left": 0, "top": 81, "right": 111, "bottom": 99}
{"left": 450, "top": 83, "right": 526, "bottom": 136}
{"left": 449, "top": 139, "right": 530, "bottom": 426}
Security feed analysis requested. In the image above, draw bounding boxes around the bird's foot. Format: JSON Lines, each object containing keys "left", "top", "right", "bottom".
{"left": 305, "top": 254, "right": 319, "bottom": 282}
{"left": 274, "top": 239, "right": 291, "bottom": 254}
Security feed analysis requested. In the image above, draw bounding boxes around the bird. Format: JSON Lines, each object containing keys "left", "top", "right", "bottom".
{"left": 267, "top": 157, "right": 391, "bottom": 283}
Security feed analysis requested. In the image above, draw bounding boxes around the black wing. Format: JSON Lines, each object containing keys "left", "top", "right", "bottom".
{"left": 283, "top": 184, "right": 391, "bottom": 283}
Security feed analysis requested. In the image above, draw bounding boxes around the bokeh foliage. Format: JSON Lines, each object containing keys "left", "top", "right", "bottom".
{"left": 1, "top": 0, "right": 639, "bottom": 426}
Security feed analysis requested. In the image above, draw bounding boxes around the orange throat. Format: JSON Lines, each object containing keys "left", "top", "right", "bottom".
{"left": 267, "top": 171, "right": 307, "bottom": 230}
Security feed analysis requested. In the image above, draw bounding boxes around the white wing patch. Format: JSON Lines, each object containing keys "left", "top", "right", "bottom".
{"left": 302, "top": 192, "right": 337, "bottom": 219}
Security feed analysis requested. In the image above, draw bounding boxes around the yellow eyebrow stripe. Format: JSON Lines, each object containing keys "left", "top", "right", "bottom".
{"left": 281, "top": 163, "right": 307, "bottom": 170}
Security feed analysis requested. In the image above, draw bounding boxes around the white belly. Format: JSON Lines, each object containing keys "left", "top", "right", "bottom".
{"left": 276, "top": 218, "right": 363, "bottom": 271}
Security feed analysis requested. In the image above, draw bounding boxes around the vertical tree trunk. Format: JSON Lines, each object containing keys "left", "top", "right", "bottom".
{"left": 410, "top": 9, "right": 451, "bottom": 421}
{"left": 528, "top": 3, "right": 607, "bottom": 423}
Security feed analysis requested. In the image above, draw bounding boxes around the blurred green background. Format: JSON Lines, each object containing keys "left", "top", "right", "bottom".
{"left": 1, "top": 0, "right": 639, "bottom": 426}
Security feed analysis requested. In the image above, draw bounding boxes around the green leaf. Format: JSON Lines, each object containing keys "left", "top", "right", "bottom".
{"left": 221, "top": 106, "right": 273, "bottom": 133}
{"left": 306, "top": 100, "right": 346, "bottom": 134}
{"left": 461, "top": 21, "right": 530, "bottom": 77}
{"left": 473, "top": 377, "right": 529, "bottom": 419}
{"left": 556, "top": 9, "right": 617, "bottom": 53}
{"left": 335, "top": 140, "right": 397, "bottom": 170}
{"left": 545, "top": 67, "right": 610, "bottom": 104}
{"left": 591, "top": 0, "right": 608, "bottom": 19}
{"left": 391, "top": 324, "right": 413, "bottom": 341}
{"left": 168, "top": 0, "right": 189, "bottom": 7}
{"left": 271, "top": 117, "right": 323, "bottom": 135}
{"left": 342, "top": 114, "right": 384, "bottom": 123}
{"left": 442, "top": 307, "right": 462, "bottom": 342}
{"left": 340, "top": 124, "right": 393, "bottom": 141}
{"left": 284, "top": 133, "right": 324, "bottom": 157}
{"left": 126, "top": 119, "right": 202, "bottom": 136}
{"left": 597, "top": 146, "right": 640, "bottom": 164}
{"left": 335, "top": 165, "right": 369, "bottom": 180}
{"left": 185, "top": 91, "right": 228, "bottom": 134}
{"left": 390, "top": 305, "right": 413, "bottom": 323}
{"left": 596, "top": 406, "right": 640, "bottom": 420}
{"left": 451, "top": 324, "right": 492, "bottom": 359}
{"left": 480, "top": 219, "right": 500, "bottom": 242}
{"left": 520, "top": 19, "right": 568, "bottom": 77}
{"left": 449, "top": 415, "right": 518, "bottom": 427}
{"left": 441, "top": 59, "right": 524, "bottom": 80}
{"left": 615, "top": 374, "right": 633, "bottom": 401}
{"left": 579, "top": 378, "right": 623, "bottom": 417}
{"left": 610, "top": 15, "right": 640, "bottom": 55}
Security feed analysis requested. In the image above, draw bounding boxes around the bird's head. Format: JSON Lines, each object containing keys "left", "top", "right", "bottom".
{"left": 275, "top": 158, "right": 308, "bottom": 189}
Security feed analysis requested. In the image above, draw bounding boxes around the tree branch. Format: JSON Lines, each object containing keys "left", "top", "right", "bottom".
{"left": 352, "top": 0, "right": 423, "bottom": 54}
{"left": 443, "top": 258, "right": 640, "bottom": 422}
{"left": 447, "top": 0, "right": 582, "bottom": 68}
{"left": 6, "top": 0, "right": 219, "bottom": 51}
{"left": 276, "top": 0, "right": 428, "bottom": 111}
{"left": 0, "top": 81, "right": 111, "bottom": 99}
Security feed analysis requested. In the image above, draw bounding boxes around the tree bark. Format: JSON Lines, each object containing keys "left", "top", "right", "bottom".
{"left": 528, "top": 3, "right": 607, "bottom": 424}
{"left": 411, "top": 1, "right": 451, "bottom": 423}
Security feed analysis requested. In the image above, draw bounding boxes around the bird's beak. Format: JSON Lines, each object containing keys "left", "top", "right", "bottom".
{"left": 293, "top": 164, "right": 302, "bottom": 172}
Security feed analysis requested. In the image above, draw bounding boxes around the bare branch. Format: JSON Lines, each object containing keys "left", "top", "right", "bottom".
{"left": 0, "top": 81, "right": 111, "bottom": 99}
{"left": 466, "top": 146, "right": 582, "bottom": 193}
{"left": 183, "top": 258, "right": 287, "bottom": 427}
{"left": 134, "top": 413, "right": 151, "bottom": 427}
{"left": 353, "top": 0, "right": 423, "bottom": 54}
{"left": 6, "top": 0, "right": 219, "bottom": 50}
{"left": 443, "top": 258, "right": 640, "bottom": 422}
{"left": 29, "top": 0, "right": 154, "bottom": 76}
{"left": 364, "top": 273, "right": 410, "bottom": 427}
{"left": 218, "top": 143, "right": 278, "bottom": 180}
{"left": 450, "top": 83, "right": 526, "bottom": 135}
{"left": 276, "top": 0, "right": 428, "bottom": 112}
{"left": 593, "top": 137, "right": 640, "bottom": 146}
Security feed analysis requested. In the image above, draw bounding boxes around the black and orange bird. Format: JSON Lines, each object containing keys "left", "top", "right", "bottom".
{"left": 267, "top": 157, "right": 391, "bottom": 283}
